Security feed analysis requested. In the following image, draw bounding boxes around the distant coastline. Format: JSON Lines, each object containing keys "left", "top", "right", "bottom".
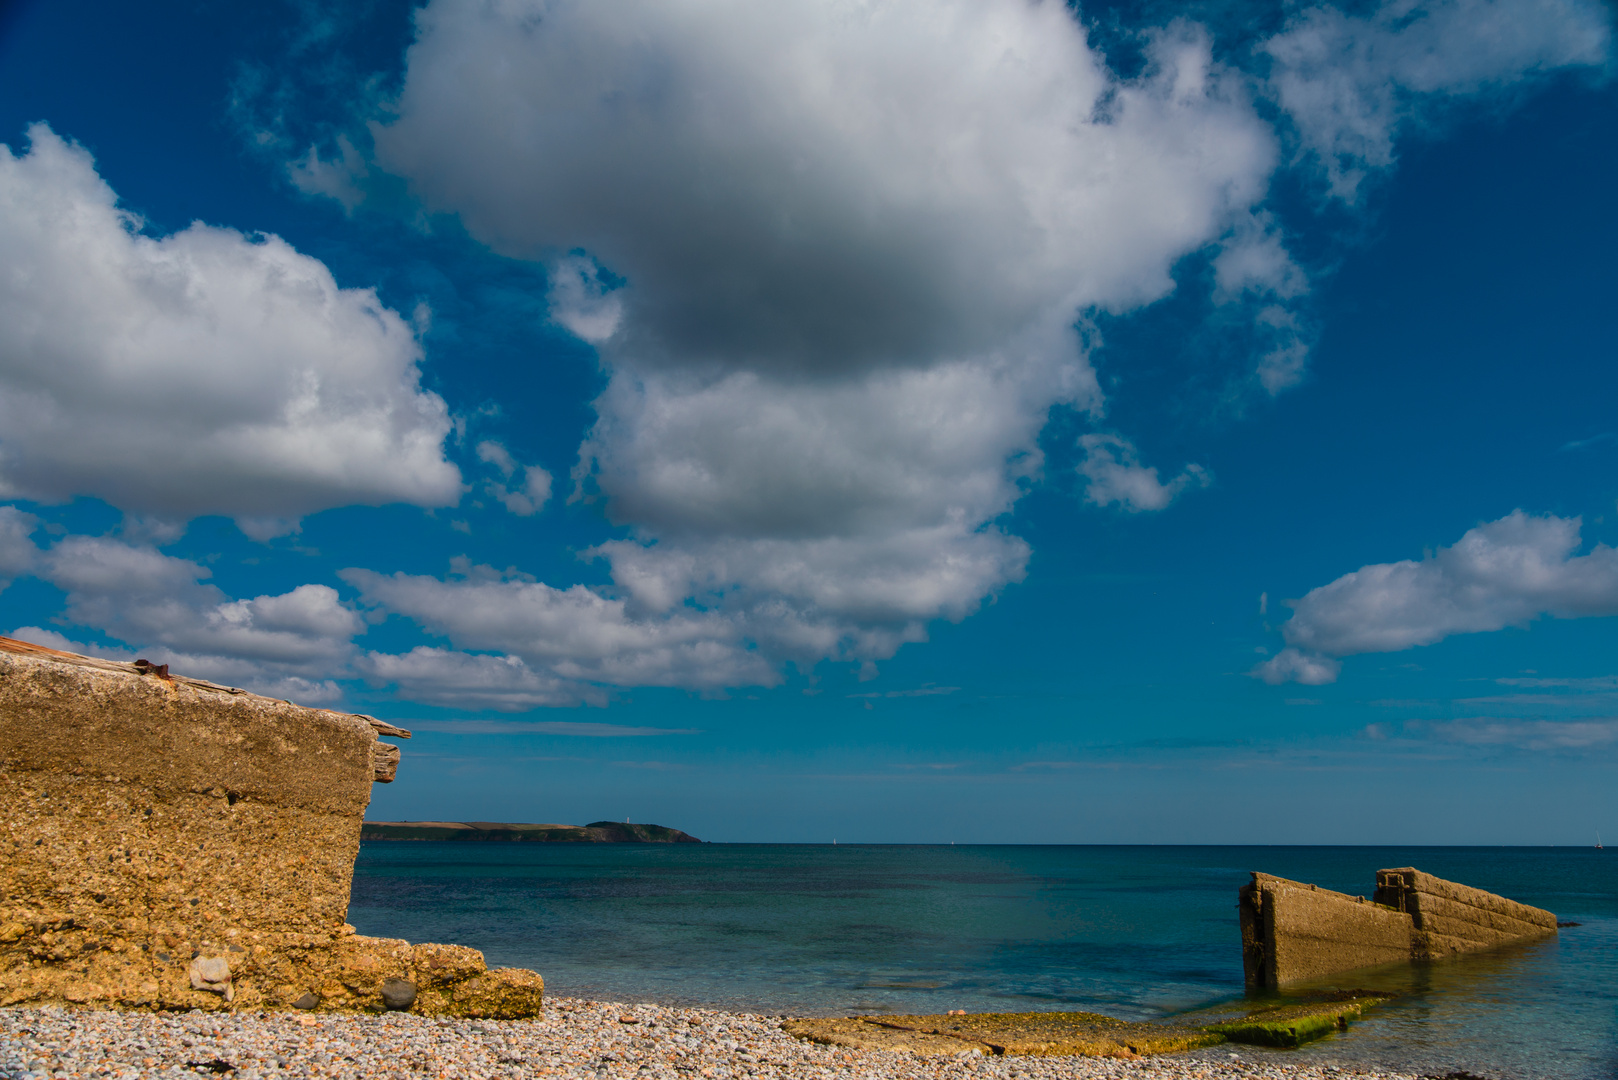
{"left": 359, "top": 820, "right": 702, "bottom": 843}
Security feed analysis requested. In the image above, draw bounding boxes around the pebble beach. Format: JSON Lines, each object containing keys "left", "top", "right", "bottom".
{"left": 0, "top": 999, "right": 1425, "bottom": 1080}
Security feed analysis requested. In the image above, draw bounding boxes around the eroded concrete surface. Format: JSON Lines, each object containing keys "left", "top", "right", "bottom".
{"left": 0, "top": 637, "right": 542, "bottom": 1017}
{"left": 1240, "top": 868, "right": 1556, "bottom": 990}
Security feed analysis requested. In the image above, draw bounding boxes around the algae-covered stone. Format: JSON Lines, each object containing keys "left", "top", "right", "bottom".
{"left": 1205, "top": 995, "right": 1391, "bottom": 1048}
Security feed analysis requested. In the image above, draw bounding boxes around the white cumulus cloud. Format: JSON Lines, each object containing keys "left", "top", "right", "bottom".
{"left": 356, "top": 646, "right": 594, "bottom": 710}
{"left": 0, "top": 124, "right": 462, "bottom": 538}
{"left": 377, "top": 3, "right": 1276, "bottom": 374}
{"left": 1256, "top": 511, "right": 1618, "bottom": 683}
{"left": 343, "top": 562, "right": 779, "bottom": 691}
{"left": 352, "top": 0, "right": 1282, "bottom": 681}
{"left": 34, "top": 534, "right": 363, "bottom": 700}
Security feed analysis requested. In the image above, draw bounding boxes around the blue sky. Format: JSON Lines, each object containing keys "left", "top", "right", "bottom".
{"left": 1, "top": 0, "right": 1615, "bottom": 843}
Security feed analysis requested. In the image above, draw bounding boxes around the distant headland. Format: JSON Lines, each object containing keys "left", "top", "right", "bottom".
{"left": 360, "top": 820, "right": 702, "bottom": 843}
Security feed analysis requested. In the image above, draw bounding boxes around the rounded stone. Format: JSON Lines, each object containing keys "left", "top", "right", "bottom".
{"left": 291, "top": 992, "right": 320, "bottom": 1010}
{"left": 380, "top": 978, "right": 418, "bottom": 1011}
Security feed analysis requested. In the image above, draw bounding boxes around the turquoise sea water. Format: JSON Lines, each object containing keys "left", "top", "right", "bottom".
{"left": 349, "top": 844, "right": 1618, "bottom": 1079}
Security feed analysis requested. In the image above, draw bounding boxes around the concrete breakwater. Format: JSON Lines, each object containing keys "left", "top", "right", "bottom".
{"left": 1239, "top": 868, "right": 1558, "bottom": 989}
{"left": 0, "top": 636, "right": 542, "bottom": 1017}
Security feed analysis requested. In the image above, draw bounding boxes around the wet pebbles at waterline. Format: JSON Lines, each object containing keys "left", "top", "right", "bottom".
{"left": 1, "top": 998, "right": 1422, "bottom": 1080}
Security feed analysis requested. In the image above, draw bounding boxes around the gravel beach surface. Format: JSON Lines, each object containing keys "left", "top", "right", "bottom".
{"left": 1, "top": 998, "right": 1426, "bottom": 1080}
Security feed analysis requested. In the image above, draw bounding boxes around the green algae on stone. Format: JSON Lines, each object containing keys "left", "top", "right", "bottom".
{"left": 1204, "top": 995, "right": 1392, "bottom": 1048}
{"left": 784, "top": 991, "right": 1394, "bottom": 1059}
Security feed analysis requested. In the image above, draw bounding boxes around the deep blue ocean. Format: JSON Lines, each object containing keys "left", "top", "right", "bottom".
{"left": 349, "top": 844, "right": 1618, "bottom": 1080}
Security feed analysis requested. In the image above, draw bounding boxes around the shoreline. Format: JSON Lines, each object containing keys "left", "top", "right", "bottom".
{"left": 1, "top": 997, "right": 1426, "bottom": 1080}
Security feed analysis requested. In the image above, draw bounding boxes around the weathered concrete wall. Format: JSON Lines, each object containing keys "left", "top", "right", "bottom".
{"left": 0, "top": 646, "right": 381, "bottom": 942}
{"left": 1374, "top": 867, "right": 1557, "bottom": 960}
{"left": 0, "top": 637, "right": 542, "bottom": 1016}
{"left": 1239, "top": 874, "right": 1411, "bottom": 991}
{"left": 1240, "top": 867, "right": 1558, "bottom": 991}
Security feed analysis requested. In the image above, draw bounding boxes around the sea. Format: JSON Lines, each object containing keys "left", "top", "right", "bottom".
{"left": 348, "top": 844, "right": 1618, "bottom": 1080}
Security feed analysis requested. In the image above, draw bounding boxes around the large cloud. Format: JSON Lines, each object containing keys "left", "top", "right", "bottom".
{"left": 376, "top": 2, "right": 1277, "bottom": 376}
{"left": 0, "top": 125, "right": 462, "bottom": 538}
{"left": 355, "top": 0, "right": 1279, "bottom": 679}
{"left": 1256, "top": 512, "right": 1618, "bottom": 684}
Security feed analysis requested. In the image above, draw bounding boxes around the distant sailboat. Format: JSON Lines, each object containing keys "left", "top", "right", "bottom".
{"left": 1598, "top": 832, "right": 1604, "bottom": 850}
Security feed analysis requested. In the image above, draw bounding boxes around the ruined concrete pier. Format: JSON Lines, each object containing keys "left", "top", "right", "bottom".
{"left": 1239, "top": 867, "right": 1557, "bottom": 990}
{"left": 0, "top": 636, "right": 543, "bottom": 1015}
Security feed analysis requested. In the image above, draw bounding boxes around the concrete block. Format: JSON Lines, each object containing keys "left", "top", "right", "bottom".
{"left": 1242, "top": 866, "right": 1560, "bottom": 988}
{"left": 1405, "top": 891, "right": 1560, "bottom": 941}
{"left": 1240, "top": 873, "right": 1412, "bottom": 990}
{"left": 1375, "top": 868, "right": 1557, "bottom": 930}
{"left": 0, "top": 637, "right": 543, "bottom": 1016}
{"left": 1375, "top": 866, "right": 1556, "bottom": 961}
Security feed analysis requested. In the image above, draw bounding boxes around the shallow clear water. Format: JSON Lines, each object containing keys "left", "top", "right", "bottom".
{"left": 350, "top": 844, "right": 1618, "bottom": 1079}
